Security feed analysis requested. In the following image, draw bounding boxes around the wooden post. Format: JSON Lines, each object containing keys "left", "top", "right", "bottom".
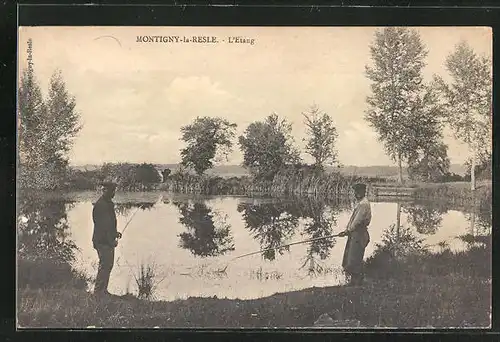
{"left": 398, "top": 154, "right": 403, "bottom": 184}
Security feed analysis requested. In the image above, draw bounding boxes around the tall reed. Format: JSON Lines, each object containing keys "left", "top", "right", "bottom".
{"left": 160, "top": 168, "right": 363, "bottom": 199}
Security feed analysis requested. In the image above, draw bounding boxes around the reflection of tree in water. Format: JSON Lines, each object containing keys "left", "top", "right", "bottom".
{"left": 466, "top": 203, "right": 492, "bottom": 237}
{"left": 18, "top": 195, "right": 77, "bottom": 263}
{"left": 237, "top": 198, "right": 348, "bottom": 267}
{"left": 299, "top": 198, "right": 341, "bottom": 276}
{"left": 402, "top": 203, "right": 447, "bottom": 235}
{"left": 17, "top": 194, "right": 87, "bottom": 289}
{"left": 174, "top": 201, "right": 235, "bottom": 258}
{"left": 237, "top": 201, "right": 300, "bottom": 261}
{"left": 115, "top": 202, "right": 156, "bottom": 216}
{"left": 476, "top": 209, "right": 492, "bottom": 236}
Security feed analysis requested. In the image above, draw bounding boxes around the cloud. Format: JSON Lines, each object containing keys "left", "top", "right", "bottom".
{"left": 22, "top": 26, "right": 488, "bottom": 166}
{"left": 164, "top": 76, "right": 234, "bottom": 109}
{"left": 343, "top": 121, "right": 377, "bottom": 141}
{"left": 337, "top": 121, "right": 393, "bottom": 166}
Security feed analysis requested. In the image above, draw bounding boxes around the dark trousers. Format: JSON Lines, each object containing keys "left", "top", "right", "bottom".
{"left": 94, "top": 244, "right": 115, "bottom": 293}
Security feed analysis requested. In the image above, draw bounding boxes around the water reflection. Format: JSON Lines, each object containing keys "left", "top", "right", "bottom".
{"left": 236, "top": 198, "right": 348, "bottom": 269}
{"left": 465, "top": 208, "right": 492, "bottom": 237}
{"left": 237, "top": 201, "right": 300, "bottom": 261}
{"left": 18, "top": 195, "right": 77, "bottom": 263}
{"left": 17, "top": 192, "right": 492, "bottom": 302}
{"left": 17, "top": 194, "right": 86, "bottom": 289}
{"left": 402, "top": 203, "right": 447, "bottom": 235}
{"left": 299, "top": 199, "right": 338, "bottom": 276}
{"left": 115, "top": 202, "right": 157, "bottom": 216}
{"left": 366, "top": 197, "right": 492, "bottom": 281}
{"left": 174, "top": 201, "right": 235, "bottom": 257}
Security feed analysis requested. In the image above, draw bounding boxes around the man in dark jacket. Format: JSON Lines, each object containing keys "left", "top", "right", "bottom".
{"left": 338, "top": 183, "right": 372, "bottom": 286}
{"left": 92, "top": 182, "right": 121, "bottom": 294}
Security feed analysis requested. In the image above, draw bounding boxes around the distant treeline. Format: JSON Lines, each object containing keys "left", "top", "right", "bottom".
{"left": 62, "top": 161, "right": 490, "bottom": 200}
{"left": 66, "top": 162, "right": 162, "bottom": 191}
{"left": 66, "top": 162, "right": 387, "bottom": 197}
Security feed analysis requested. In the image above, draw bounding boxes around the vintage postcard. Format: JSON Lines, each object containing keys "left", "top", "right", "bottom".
{"left": 16, "top": 26, "right": 492, "bottom": 329}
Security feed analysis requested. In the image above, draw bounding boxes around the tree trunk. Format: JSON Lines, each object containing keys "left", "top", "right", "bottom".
{"left": 398, "top": 154, "right": 403, "bottom": 184}
{"left": 470, "top": 209, "right": 476, "bottom": 236}
{"left": 396, "top": 202, "right": 401, "bottom": 238}
{"left": 470, "top": 190, "right": 477, "bottom": 236}
{"left": 471, "top": 154, "right": 476, "bottom": 191}
{"left": 395, "top": 202, "right": 401, "bottom": 259}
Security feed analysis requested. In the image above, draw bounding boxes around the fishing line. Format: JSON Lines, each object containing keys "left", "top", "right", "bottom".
{"left": 120, "top": 207, "right": 141, "bottom": 235}
{"left": 115, "top": 195, "right": 163, "bottom": 267}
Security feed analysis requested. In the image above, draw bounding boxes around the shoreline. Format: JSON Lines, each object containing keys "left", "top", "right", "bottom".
{"left": 17, "top": 180, "right": 492, "bottom": 329}
{"left": 18, "top": 272, "right": 490, "bottom": 328}
{"left": 18, "top": 180, "right": 491, "bottom": 211}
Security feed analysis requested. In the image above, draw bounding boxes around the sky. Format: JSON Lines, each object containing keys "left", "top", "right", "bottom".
{"left": 18, "top": 26, "right": 492, "bottom": 167}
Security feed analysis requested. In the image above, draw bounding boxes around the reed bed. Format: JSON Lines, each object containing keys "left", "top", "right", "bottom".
{"left": 159, "top": 168, "right": 366, "bottom": 199}
{"left": 413, "top": 181, "right": 491, "bottom": 209}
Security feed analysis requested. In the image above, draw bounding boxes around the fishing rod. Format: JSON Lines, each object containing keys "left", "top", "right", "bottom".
{"left": 213, "top": 232, "right": 346, "bottom": 273}
{"left": 119, "top": 194, "right": 164, "bottom": 237}
{"left": 114, "top": 206, "right": 142, "bottom": 268}
{"left": 115, "top": 195, "right": 164, "bottom": 271}
{"left": 233, "top": 232, "right": 344, "bottom": 260}
{"left": 119, "top": 207, "right": 141, "bottom": 236}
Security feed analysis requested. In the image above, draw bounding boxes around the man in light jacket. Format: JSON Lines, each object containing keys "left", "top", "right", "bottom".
{"left": 338, "top": 183, "right": 372, "bottom": 286}
{"left": 92, "top": 181, "right": 121, "bottom": 295}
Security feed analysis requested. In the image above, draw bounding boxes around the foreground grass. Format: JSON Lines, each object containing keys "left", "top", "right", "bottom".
{"left": 18, "top": 271, "right": 489, "bottom": 329}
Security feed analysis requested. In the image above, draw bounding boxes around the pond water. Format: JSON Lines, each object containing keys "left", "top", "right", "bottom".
{"left": 18, "top": 191, "right": 491, "bottom": 301}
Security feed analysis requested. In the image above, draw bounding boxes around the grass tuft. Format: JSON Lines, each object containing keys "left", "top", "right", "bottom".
{"left": 133, "top": 260, "right": 167, "bottom": 301}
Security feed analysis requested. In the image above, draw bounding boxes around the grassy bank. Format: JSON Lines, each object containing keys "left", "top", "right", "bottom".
{"left": 18, "top": 238, "right": 490, "bottom": 328}
{"left": 18, "top": 273, "right": 489, "bottom": 328}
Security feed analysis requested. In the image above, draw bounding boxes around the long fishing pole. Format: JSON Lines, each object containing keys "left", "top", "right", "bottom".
{"left": 120, "top": 207, "right": 141, "bottom": 236}
{"left": 119, "top": 194, "right": 164, "bottom": 236}
{"left": 114, "top": 206, "right": 142, "bottom": 269}
{"left": 233, "top": 232, "right": 344, "bottom": 261}
{"left": 213, "top": 232, "right": 346, "bottom": 273}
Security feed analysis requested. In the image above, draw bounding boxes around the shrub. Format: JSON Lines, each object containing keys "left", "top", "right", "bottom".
{"left": 18, "top": 258, "right": 89, "bottom": 290}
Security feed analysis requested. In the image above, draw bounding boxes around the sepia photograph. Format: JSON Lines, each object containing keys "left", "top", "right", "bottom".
{"left": 16, "top": 26, "right": 492, "bottom": 329}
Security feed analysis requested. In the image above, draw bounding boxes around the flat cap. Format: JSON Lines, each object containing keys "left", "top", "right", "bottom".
{"left": 100, "top": 181, "right": 117, "bottom": 189}
{"left": 352, "top": 183, "right": 367, "bottom": 192}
